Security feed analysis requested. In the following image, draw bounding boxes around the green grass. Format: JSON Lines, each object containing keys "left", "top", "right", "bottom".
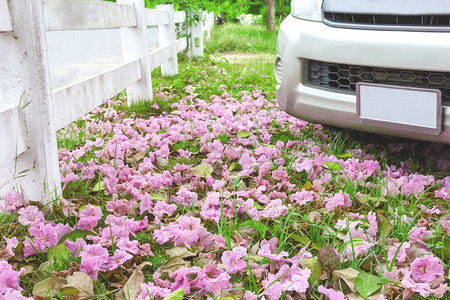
{"left": 45, "top": 22, "right": 450, "bottom": 300}
{"left": 205, "top": 23, "right": 278, "bottom": 54}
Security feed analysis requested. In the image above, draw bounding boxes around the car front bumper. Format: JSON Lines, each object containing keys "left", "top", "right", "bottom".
{"left": 276, "top": 15, "right": 450, "bottom": 144}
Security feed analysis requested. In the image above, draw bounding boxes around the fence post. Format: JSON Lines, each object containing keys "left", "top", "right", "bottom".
{"left": 0, "top": 0, "right": 12, "bottom": 32}
{"left": 0, "top": 1, "right": 61, "bottom": 203}
{"left": 157, "top": 4, "right": 178, "bottom": 76}
{"left": 203, "top": 12, "right": 212, "bottom": 42}
{"left": 187, "top": 10, "right": 204, "bottom": 58}
{"left": 118, "top": 0, "right": 153, "bottom": 103}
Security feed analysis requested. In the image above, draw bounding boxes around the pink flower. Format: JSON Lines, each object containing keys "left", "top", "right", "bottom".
{"left": 79, "top": 244, "right": 109, "bottom": 280}
{"left": 137, "top": 282, "right": 171, "bottom": 299}
{"left": 0, "top": 191, "right": 25, "bottom": 213}
{"left": 199, "top": 263, "right": 232, "bottom": 296}
{"left": 410, "top": 255, "right": 444, "bottom": 283}
{"left": 107, "top": 249, "right": 132, "bottom": 271}
{"left": 18, "top": 206, "right": 45, "bottom": 226}
{"left": 318, "top": 285, "right": 345, "bottom": 300}
{"left": 262, "top": 265, "right": 311, "bottom": 299}
{"left": 440, "top": 216, "right": 450, "bottom": 234}
{"left": 323, "top": 191, "right": 351, "bottom": 212}
{"left": 260, "top": 199, "right": 287, "bottom": 218}
{"left": 387, "top": 242, "right": 410, "bottom": 264}
{"left": 290, "top": 189, "right": 317, "bottom": 206}
{"left": 26, "top": 222, "right": 66, "bottom": 255}
{"left": 408, "top": 226, "right": 432, "bottom": 246}
{"left": 272, "top": 166, "right": 288, "bottom": 182}
{"left": 64, "top": 238, "right": 86, "bottom": 256}
{"left": 0, "top": 260, "right": 25, "bottom": 293}
{"left": 221, "top": 246, "right": 247, "bottom": 274}
{"left": 77, "top": 204, "right": 102, "bottom": 231}
{"left": 152, "top": 201, "right": 177, "bottom": 219}
{"left": 171, "top": 187, "right": 198, "bottom": 207}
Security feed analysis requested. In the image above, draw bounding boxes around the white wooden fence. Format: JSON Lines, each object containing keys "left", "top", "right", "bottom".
{"left": 0, "top": 0, "right": 214, "bottom": 204}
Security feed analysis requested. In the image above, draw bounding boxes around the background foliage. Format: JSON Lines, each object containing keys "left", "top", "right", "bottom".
{"left": 143, "top": 0, "right": 290, "bottom": 23}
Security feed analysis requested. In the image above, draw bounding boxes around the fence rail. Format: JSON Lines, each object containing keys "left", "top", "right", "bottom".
{"left": 0, "top": 0, "right": 213, "bottom": 204}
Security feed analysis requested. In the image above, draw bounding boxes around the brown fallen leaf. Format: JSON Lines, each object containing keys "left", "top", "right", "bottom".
{"left": 317, "top": 244, "right": 340, "bottom": 277}
{"left": 65, "top": 271, "right": 94, "bottom": 297}
{"left": 160, "top": 257, "right": 191, "bottom": 273}
{"left": 165, "top": 246, "right": 197, "bottom": 259}
{"left": 332, "top": 268, "right": 359, "bottom": 294}
{"left": 122, "top": 262, "right": 152, "bottom": 300}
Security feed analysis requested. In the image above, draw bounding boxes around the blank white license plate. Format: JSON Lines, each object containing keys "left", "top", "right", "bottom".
{"left": 356, "top": 83, "right": 442, "bottom": 135}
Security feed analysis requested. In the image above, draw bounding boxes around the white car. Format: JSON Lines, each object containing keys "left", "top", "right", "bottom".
{"left": 275, "top": 0, "right": 450, "bottom": 143}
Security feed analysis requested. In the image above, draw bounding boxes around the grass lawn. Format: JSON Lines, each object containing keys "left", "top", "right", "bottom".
{"left": 2, "top": 23, "right": 450, "bottom": 300}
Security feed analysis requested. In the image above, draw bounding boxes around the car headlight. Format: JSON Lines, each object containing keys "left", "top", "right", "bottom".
{"left": 291, "top": 0, "right": 323, "bottom": 21}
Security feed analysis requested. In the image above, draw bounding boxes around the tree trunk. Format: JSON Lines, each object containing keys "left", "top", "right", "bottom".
{"left": 265, "top": 0, "right": 276, "bottom": 32}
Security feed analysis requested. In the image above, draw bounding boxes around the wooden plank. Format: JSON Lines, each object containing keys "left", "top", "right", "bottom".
{"left": 52, "top": 60, "right": 141, "bottom": 130}
{"left": 43, "top": 0, "right": 136, "bottom": 31}
{"left": 148, "top": 45, "right": 172, "bottom": 71}
{"left": 0, "top": 0, "right": 12, "bottom": 32}
{"left": 174, "top": 11, "right": 186, "bottom": 24}
{"left": 0, "top": 103, "right": 27, "bottom": 160}
{"left": 145, "top": 9, "right": 169, "bottom": 26}
{"left": 176, "top": 37, "right": 187, "bottom": 53}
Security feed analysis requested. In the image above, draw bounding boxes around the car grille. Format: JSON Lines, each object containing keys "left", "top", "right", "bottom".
{"left": 308, "top": 60, "right": 450, "bottom": 104}
{"left": 323, "top": 13, "right": 450, "bottom": 31}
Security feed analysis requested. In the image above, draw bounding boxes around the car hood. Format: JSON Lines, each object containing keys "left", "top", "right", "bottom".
{"left": 322, "top": 0, "right": 450, "bottom": 15}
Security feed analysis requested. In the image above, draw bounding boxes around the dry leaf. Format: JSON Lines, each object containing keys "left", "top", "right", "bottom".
{"left": 317, "top": 244, "right": 340, "bottom": 276}
{"left": 165, "top": 247, "right": 196, "bottom": 259}
{"left": 332, "top": 268, "right": 359, "bottom": 294}
{"left": 191, "top": 163, "right": 214, "bottom": 177}
{"left": 64, "top": 271, "right": 94, "bottom": 297}
{"left": 122, "top": 262, "right": 152, "bottom": 300}
{"left": 33, "top": 277, "right": 66, "bottom": 297}
{"left": 161, "top": 257, "right": 191, "bottom": 273}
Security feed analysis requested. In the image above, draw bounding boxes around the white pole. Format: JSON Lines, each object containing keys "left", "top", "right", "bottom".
{"left": 118, "top": 0, "right": 153, "bottom": 103}
{"left": 0, "top": 1, "right": 61, "bottom": 204}
{"left": 187, "top": 10, "right": 205, "bottom": 58}
{"left": 157, "top": 4, "right": 178, "bottom": 76}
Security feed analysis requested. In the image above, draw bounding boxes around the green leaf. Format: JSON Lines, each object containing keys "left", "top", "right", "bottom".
{"left": 290, "top": 234, "right": 320, "bottom": 250}
{"left": 13, "top": 242, "right": 24, "bottom": 256}
{"left": 91, "top": 181, "right": 105, "bottom": 192}
{"left": 150, "top": 193, "right": 166, "bottom": 201}
{"left": 301, "top": 181, "right": 313, "bottom": 191}
{"left": 191, "top": 163, "right": 214, "bottom": 177}
{"left": 245, "top": 254, "right": 267, "bottom": 262}
{"left": 229, "top": 161, "right": 238, "bottom": 171}
{"left": 325, "top": 161, "right": 343, "bottom": 171}
{"left": 359, "top": 196, "right": 385, "bottom": 207}
{"left": 58, "top": 230, "right": 96, "bottom": 245}
{"left": 232, "top": 177, "right": 241, "bottom": 187}
{"left": 428, "top": 236, "right": 450, "bottom": 260}
{"left": 355, "top": 271, "right": 381, "bottom": 298}
{"left": 298, "top": 258, "right": 322, "bottom": 283}
{"left": 60, "top": 286, "right": 79, "bottom": 296}
{"left": 252, "top": 202, "right": 264, "bottom": 210}
{"left": 163, "top": 288, "right": 184, "bottom": 300}
{"left": 218, "top": 296, "right": 237, "bottom": 300}
{"left": 237, "top": 130, "right": 251, "bottom": 138}
{"left": 337, "top": 152, "right": 352, "bottom": 159}
{"left": 47, "top": 244, "right": 71, "bottom": 262}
